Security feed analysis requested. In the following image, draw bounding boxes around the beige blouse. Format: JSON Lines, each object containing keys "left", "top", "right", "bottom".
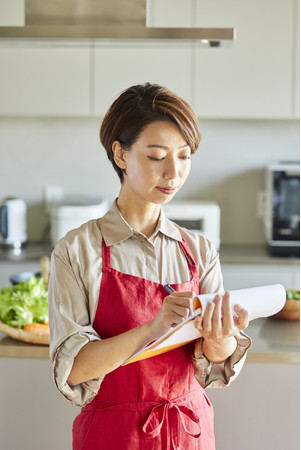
{"left": 48, "top": 200, "right": 251, "bottom": 407}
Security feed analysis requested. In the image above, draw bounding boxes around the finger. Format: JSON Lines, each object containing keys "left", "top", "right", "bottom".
{"left": 233, "top": 304, "right": 249, "bottom": 330}
{"left": 194, "top": 315, "right": 203, "bottom": 333}
{"left": 167, "top": 292, "right": 195, "bottom": 315}
{"left": 170, "top": 291, "right": 195, "bottom": 297}
{"left": 221, "top": 291, "right": 234, "bottom": 333}
{"left": 170, "top": 304, "right": 192, "bottom": 320}
{"left": 202, "top": 301, "right": 215, "bottom": 336}
{"left": 165, "top": 308, "right": 188, "bottom": 328}
{"left": 211, "top": 295, "right": 222, "bottom": 339}
{"left": 167, "top": 291, "right": 195, "bottom": 301}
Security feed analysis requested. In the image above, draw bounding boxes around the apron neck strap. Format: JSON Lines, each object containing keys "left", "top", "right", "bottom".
{"left": 102, "top": 238, "right": 111, "bottom": 268}
{"left": 178, "top": 239, "right": 199, "bottom": 280}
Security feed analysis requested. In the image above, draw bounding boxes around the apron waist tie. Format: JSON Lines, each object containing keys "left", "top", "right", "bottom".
{"left": 142, "top": 400, "right": 201, "bottom": 449}
{"left": 83, "top": 392, "right": 202, "bottom": 450}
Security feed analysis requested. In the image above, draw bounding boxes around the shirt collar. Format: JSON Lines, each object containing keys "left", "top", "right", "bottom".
{"left": 155, "top": 209, "right": 182, "bottom": 242}
{"left": 100, "top": 199, "right": 182, "bottom": 246}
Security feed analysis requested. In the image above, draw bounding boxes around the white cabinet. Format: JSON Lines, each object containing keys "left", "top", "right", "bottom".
{"left": 0, "top": 0, "right": 24, "bottom": 26}
{"left": 93, "top": 41, "right": 193, "bottom": 116}
{"left": 0, "top": 40, "right": 90, "bottom": 116}
{"left": 146, "top": 0, "right": 193, "bottom": 27}
{"left": 194, "top": 0, "right": 296, "bottom": 118}
{"left": 209, "top": 363, "right": 299, "bottom": 450}
{"left": 0, "top": 0, "right": 298, "bottom": 119}
{"left": 146, "top": 0, "right": 298, "bottom": 119}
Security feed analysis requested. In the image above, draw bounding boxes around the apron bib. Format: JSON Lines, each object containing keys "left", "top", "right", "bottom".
{"left": 73, "top": 238, "right": 215, "bottom": 450}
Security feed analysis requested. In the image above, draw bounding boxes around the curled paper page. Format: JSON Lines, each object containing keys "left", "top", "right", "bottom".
{"left": 196, "top": 284, "right": 286, "bottom": 321}
{"left": 123, "top": 284, "right": 286, "bottom": 364}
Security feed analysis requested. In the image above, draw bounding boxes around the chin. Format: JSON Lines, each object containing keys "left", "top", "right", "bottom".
{"left": 157, "top": 193, "right": 177, "bottom": 205}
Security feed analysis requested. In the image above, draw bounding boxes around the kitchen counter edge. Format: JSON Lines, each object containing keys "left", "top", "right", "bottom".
{"left": 0, "top": 242, "right": 299, "bottom": 265}
{"left": 0, "top": 317, "right": 299, "bottom": 364}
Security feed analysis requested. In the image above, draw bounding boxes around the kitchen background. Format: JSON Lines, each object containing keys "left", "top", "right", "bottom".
{"left": 0, "top": 117, "right": 299, "bottom": 245}
{"left": 0, "top": 1, "right": 300, "bottom": 450}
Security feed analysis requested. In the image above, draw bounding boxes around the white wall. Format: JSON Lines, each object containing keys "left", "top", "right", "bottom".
{"left": 0, "top": 116, "right": 299, "bottom": 245}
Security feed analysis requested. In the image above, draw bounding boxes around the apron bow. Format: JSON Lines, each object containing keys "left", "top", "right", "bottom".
{"left": 142, "top": 400, "right": 201, "bottom": 449}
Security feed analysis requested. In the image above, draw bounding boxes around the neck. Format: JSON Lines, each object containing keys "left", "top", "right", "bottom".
{"left": 117, "top": 191, "right": 161, "bottom": 238}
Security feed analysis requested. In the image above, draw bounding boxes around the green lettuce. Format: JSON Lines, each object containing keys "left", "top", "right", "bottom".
{"left": 0, "top": 276, "right": 48, "bottom": 329}
{"left": 286, "top": 289, "right": 300, "bottom": 300}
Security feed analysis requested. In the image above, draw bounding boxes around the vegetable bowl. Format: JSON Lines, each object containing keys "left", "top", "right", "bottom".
{"left": 0, "top": 275, "right": 49, "bottom": 345}
{"left": 272, "top": 289, "right": 300, "bottom": 321}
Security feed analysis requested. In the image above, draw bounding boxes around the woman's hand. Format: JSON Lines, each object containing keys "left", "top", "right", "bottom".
{"left": 194, "top": 291, "right": 249, "bottom": 363}
{"left": 149, "top": 291, "right": 195, "bottom": 339}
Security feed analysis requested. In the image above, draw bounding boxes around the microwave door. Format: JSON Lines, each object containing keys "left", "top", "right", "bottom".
{"left": 273, "top": 171, "right": 300, "bottom": 242}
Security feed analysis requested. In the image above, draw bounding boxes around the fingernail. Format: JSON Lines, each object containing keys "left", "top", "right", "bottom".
{"left": 236, "top": 304, "right": 243, "bottom": 311}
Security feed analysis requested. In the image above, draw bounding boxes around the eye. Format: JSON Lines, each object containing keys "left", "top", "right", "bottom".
{"left": 147, "top": 156, "right": 165, "bottom": 161}
{"left": 179, "top": 155, "right": 191, "bottom": 160}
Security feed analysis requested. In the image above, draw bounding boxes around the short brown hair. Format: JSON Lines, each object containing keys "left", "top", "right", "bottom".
{"left": 99, "top": 83, "right": 201, "bottom": 182}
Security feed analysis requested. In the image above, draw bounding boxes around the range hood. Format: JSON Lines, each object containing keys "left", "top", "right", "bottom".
{"left": 0, "top": 0, "right": 235, "bottom": 42}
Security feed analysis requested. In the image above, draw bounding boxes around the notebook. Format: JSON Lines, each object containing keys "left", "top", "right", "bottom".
{"left": 123, "top": 284, "right": 286, "bottom": 365}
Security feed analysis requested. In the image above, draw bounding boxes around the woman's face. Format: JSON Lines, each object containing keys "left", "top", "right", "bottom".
{"left": 115, "top": 121, "right": 192, "bottom": 206}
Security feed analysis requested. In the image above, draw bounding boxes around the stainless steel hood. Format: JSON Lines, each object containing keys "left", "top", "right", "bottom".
{"left": 0, "top": 0, "right": 235, "bottom": 42}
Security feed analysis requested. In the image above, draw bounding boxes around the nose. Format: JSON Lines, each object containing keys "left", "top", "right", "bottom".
{"left": 163, "top": 157, "right": 179, "bottom": 181}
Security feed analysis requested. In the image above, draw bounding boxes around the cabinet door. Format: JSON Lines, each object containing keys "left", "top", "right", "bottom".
{"left": 147, "top": 0, "right": 193, "bottom": 27}
{"left": 93, "top": 41, "right": 193, "bottom": 116}
{"left": 194, "top": 0, "right": 295, "bottom": 118}
{"left": 0, "top": 41, "right": 90, "bottom": 116}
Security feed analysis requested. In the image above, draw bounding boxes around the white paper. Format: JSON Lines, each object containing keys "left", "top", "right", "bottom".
{"left": 197, "top": 284, "right": 286, "bottom": 322}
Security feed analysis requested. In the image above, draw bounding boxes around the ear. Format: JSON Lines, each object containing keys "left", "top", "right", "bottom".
{"left": 112, "top": 141, "right": 127, "bottom": 170}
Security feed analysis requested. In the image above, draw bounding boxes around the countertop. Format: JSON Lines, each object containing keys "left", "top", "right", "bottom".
{"left": 0, "top": 317, "right": 299, "bottom": 363}
{"left": 219, "top": 244, "right": 299, "bottom": 266}
{"left": 0, "top": 242, "right": 299, "bottom": 266}
{"left": 0, "top": 242, "right": 52, "bottom": 262}
{"left": 0, "top": 242, "right": 299, "bottom": 362}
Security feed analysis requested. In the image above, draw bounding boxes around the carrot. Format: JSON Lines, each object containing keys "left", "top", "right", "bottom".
{"left": 23, "top": 323, "right": 50, "bottom": 335}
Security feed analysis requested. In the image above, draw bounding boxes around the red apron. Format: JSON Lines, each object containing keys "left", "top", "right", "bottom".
{"left": 73, "top": 238, "right": 215, "bottom": 450}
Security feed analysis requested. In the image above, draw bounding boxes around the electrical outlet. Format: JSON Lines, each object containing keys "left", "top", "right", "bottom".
{"left": 43, "top": 186, "right": 64, "bottom": 214}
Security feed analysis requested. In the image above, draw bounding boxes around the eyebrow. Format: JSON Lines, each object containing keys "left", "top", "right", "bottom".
{"left": 146, "top": 144, "right": 189, "bottom": 149}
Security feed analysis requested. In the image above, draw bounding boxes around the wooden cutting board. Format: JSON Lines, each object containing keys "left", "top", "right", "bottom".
{"left": 0, "top": 320, "right": 49, "bottom": 345}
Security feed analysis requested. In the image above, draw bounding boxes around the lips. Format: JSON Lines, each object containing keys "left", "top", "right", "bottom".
{"left": 156, "top": 186, "right": 177, "bottom": 195}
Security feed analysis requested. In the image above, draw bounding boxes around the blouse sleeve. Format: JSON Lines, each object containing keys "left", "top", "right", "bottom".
{"left": 193, "top": 237, "right": 252, "bottom": 388}
{"left": 48, "top": 241, "right": 104, "bottom": 407}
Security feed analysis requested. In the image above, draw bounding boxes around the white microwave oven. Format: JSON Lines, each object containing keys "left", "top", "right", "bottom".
{"left": 163, "top": 200, "right": 221, "bottom": 250}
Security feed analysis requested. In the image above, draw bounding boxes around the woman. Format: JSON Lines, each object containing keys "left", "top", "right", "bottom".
{"left": 48, "top": 83, "right": 251, "bottom": 449}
